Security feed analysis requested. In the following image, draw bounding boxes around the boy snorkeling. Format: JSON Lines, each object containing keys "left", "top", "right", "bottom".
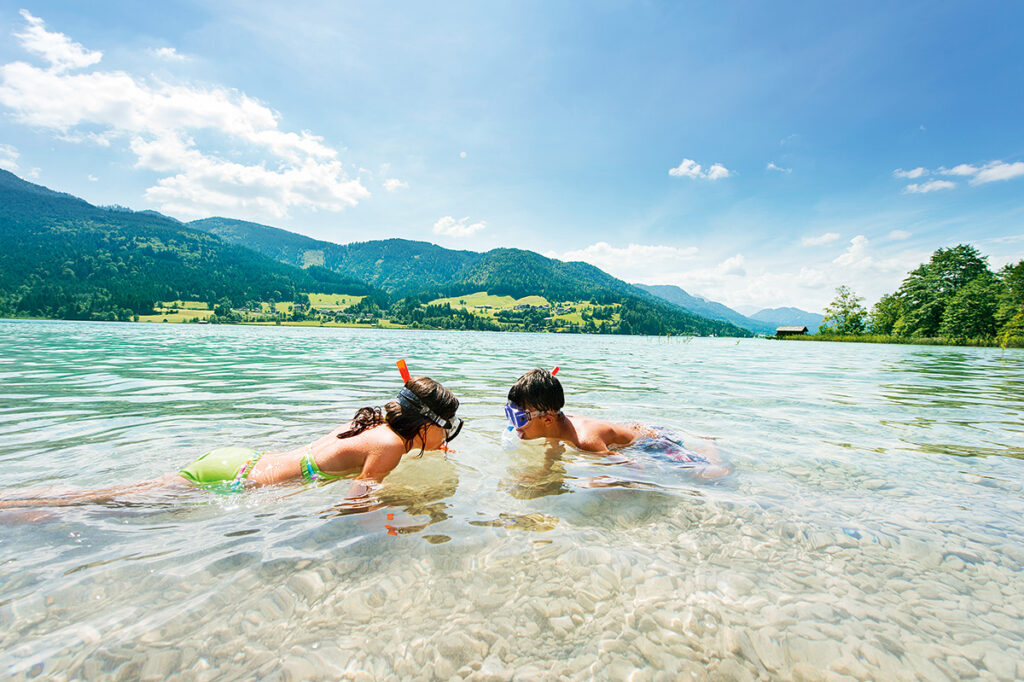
{"left": 505, "top": 368, "right": 636, "bottom": 454}
{"left": 504, "top": 368, "right": 729, "bottom": 477}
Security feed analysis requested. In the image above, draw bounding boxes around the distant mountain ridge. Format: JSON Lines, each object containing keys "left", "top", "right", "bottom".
{"left": 749, "top": 306, "right": 825, "bottom": 330}
{"left": 633, "top": 283, "right": 777, "bottom": 334}
{"left": 189, "top": 217, "right": 752, "bottom": 336}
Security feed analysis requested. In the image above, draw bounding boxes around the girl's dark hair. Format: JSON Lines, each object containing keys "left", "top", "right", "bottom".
{"left": 338, "top": 376, "right": 459, "bottom": 450}
{"left": 508, "top": 368, "right": 564, "bottom": 413}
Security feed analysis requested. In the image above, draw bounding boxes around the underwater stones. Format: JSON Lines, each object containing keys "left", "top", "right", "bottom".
{"left": 828, "top": 654, "right": 870, "bottom": 679}
{"left": 470, "top": 590, "right": 508, "bottom": 611}
{"left": 602, "top": 658, "right": 640, "bottom": 680}
{"left": 789, "top": 662, "right": 826, "bottom": 682}
{"left": 637, "top": 635, "right": 673, "bottom": 669}
{"left": 566, "top": 653, "right": 597, "bottom": 675}
{"left": 712, "top": 658, "right": 756, "bottom": 682}
{"left": 511, "top": 664, "right": 547, "bottom": 680}
{"left": 139, "top": 650, "right": 180, "bottom": 681}
{"left": 982, "top": 649, "right": 1018, "bottom": 681}
{"left": 598, "top": 636, "right": 628, "bottom": 655}
{"left": 338, "top": 592, "right": 372, "bottom": 624}
{"left": 549, "top": 615, "right": 573, "bottom": 637}
{"left": 716, "top": 573, "right": 754, "bottom": 599}
{"left": 749, "top": 629, "right": 785, "bottom": 672}
{"left": 437, "top": 631, "right": 486, "bottom": 667}
{"left": 636, "top": 575, "right": 674, "bottom": 601}
{"left": 784, "top": 636, "right": 842, "bottom": 669}
{"left": 650, "top": 608, "right": 677, "bottom": 631}
{"left": 941, "top": 655, "right": 979, "bottom": 679}
{"left": 286, "top": 570, "right": 325, "bottom": 603}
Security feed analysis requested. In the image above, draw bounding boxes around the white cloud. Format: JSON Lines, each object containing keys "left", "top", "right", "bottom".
{"left": 888, "top": 229, "right": 911, "bottom": 240}
{"left": 833, "top": 235, "right": 872, "bottom": 268}
{"left": 766, "top": 162, "right": 791, "bottom": 173}
{"left": 939, "top": 164, "right": 978, "bottom": 177}
{"left": 433, "top": 216, "right": 486, "bottom": 237}
{"left": 893, "top": 167, "right": 927, "bottom": 179}
{"left": 151, "top": 47, "right": 186, "bottom": 61}
{"left": 87, "top": 174, "right": 97, "bottom": 182}
{"left": 383, "top": 178, "right": 408, "bottom": 192}
{"left": 705, "top": 163, "right": 731, "bottom": 180}
{"left": 904, "top": 180, "right": 955, "bottom": 193}
{"left": 26, "top": 167, "right": 39, "bottom": 179}
{"left": 718, "top": 254, "right": 745, "bottom": 276}
{"left": 669, "top": 158, "right": 701, "bottom": 178}
{"left": 459, "top": 151, "right": 466, "bottom": 159}
{"left": 909, "top": 160, "right": 1024, "bottom": 188}
{"left": 801, "top": 232, "right": 840, "bottom": 246}
{"left": 0, "top": 12, "right": 369, "bottom": 221}
{"left": 15, "top": 10, "right": 102, "bottom": 74}
{"left": 555, "top": 242, "right": 698, "bottom": 281}
{"left": 668, "top": 158, "right": 731, "bottom": 180}
{"left": 0, "top": 143, "right": 19, "bottom": 171}
{"left": 551, "top": 228, "right": 928, "bottom": 314}
{"left": 971, "top": 161, "right": 1024, "bottom": 185}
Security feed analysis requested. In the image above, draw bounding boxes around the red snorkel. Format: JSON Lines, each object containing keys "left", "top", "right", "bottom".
{"left": 551, "top": 366, "right": 559, "bottom": 376}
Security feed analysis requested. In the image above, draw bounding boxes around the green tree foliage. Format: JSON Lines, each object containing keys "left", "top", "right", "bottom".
{"left": 843, "top": 246, "right": 1023, "bottom": 346}
{"left": 938, "top": 271, "right": 999, "bottom": 341}
{"left": 819, "top": 285, "right": 868, "bottom": 334}
{"left": 996, "top": 261, "right": 1024, "bottom": 326}
{"left": 869, "top": 292, "right": 905, "bottom": 335}
{"left": 894, "top": 244, "right": 989, "bottom": 337}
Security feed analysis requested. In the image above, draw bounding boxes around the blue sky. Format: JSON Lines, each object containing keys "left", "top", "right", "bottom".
{"left": 1, "top": 2, "right": 1022, "bottom": 312}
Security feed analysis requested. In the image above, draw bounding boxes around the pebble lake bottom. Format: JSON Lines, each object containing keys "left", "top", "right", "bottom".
{"left": 1, "top": 320, "right": 1022, "bottom": 681}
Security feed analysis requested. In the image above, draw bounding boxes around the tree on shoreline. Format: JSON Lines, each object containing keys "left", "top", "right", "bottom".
{"left": 819, "top": 285, "right": 867, "bottom": 335}
{"left": 855, "top": 245, "right": 1023, "bottom": 346}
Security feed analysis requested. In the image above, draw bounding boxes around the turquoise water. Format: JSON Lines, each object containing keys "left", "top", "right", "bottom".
{"left": 1, "top": 320, "right": 1023, "bottom": 680}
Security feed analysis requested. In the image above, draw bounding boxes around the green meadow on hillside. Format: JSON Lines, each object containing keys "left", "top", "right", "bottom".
{"left": 134, "top": 290, "right": 628, "bottom": 332}
{"left": 427, "top": 292, "right": 622, "bottom": 329}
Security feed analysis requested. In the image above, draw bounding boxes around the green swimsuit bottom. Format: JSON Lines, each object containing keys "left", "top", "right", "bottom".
{"left": 179, "top": 445, "right": 344, "bottom": 491}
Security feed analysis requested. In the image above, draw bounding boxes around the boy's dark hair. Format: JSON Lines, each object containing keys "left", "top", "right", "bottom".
{"left": 508, "top": 369, "right": 564, "bottom": 413}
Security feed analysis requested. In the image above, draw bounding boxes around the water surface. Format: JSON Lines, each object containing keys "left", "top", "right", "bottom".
{"left": 1, "top": 320, "right": 1023, "bottom": 680}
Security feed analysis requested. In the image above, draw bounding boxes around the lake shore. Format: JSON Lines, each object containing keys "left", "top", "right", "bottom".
{"left": 781, "top": 333, "right": 1024, "bottom": 349}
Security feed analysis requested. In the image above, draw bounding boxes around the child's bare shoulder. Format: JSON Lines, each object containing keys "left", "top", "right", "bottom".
{"left": 568, "top": 415, "right": 635, "bottom": 452}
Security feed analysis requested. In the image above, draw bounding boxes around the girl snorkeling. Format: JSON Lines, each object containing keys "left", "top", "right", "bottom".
{"left": 1, "top": 365, "right": 462, "bottom": 509}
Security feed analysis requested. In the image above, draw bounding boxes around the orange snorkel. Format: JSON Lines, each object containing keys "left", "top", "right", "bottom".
{"left": 397, "top": 358, "right": 412, "bottom": 384}
{"left": 397, "top": 358, "right": 456, "bottom": 455}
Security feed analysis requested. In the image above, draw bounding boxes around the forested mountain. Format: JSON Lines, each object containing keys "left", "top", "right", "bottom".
{"left": 0, "top": 170, "right": 750, "bottom": 335}
{"left": 190, "top": 217, "right": 751, "bottom": 336}
{"left": 0, "top": 171, "right": 375, "bottom": 320}
{"left": 634, "top": 283, "right": 776, "bottom": 334}
{"left": 749, "top": 307, "right": 825, "bottom": 329}
{"left": 191, "top": 218, "right": 479, "bottom": 295}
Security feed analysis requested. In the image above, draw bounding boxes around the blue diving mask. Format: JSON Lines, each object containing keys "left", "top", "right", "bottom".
{"left": 504, "top": 403, "right": 548, "bottom": 430}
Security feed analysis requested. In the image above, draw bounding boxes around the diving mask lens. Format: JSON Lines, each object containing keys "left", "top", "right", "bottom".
{"left": 504, "top": 404, "right": 533, "bottom": 429}
{"left": 444, "top": 416, "right": 463, "bottom": 443}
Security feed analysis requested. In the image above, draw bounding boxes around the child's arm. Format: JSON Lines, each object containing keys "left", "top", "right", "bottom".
{"left": 345, "top": 449, "right": 403, "bottom": 500}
